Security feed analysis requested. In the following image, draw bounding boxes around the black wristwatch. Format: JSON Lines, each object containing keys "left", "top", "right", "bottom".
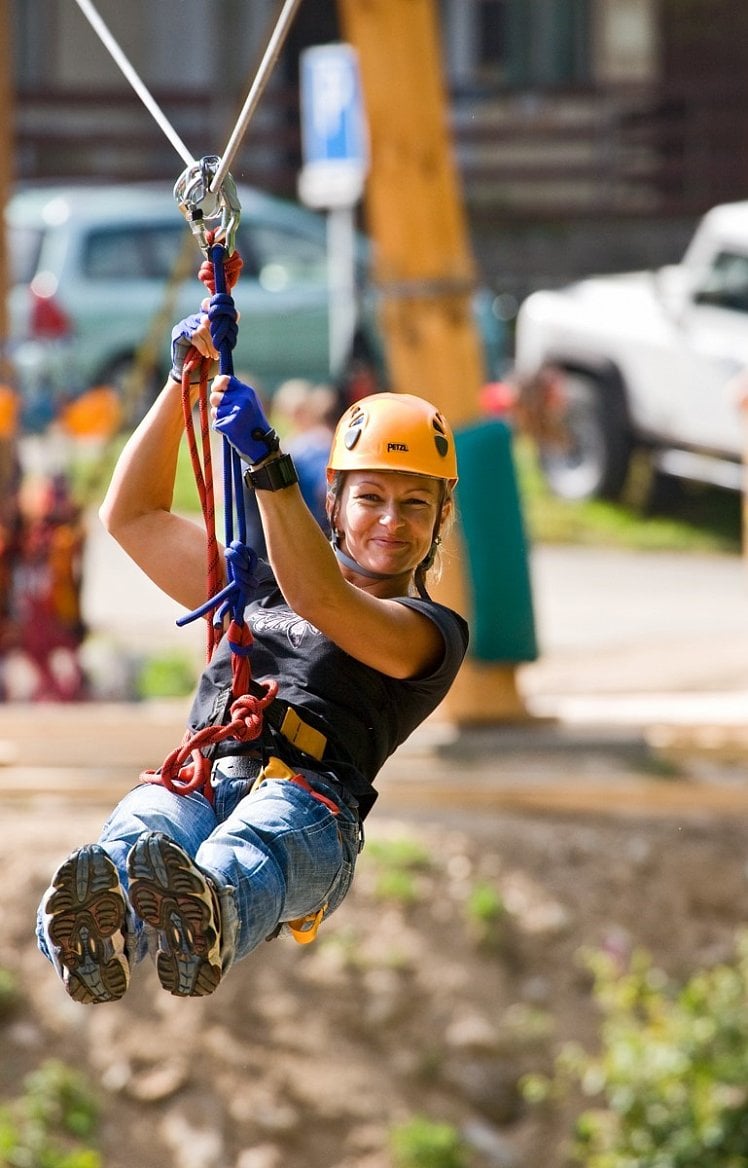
{"left": 244, "top": 453, "right": 298, "bottom": 492}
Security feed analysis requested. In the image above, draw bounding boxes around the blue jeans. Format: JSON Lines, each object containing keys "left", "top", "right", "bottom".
{"left": 37, "top": 763, "right": 361, "bottom": 970}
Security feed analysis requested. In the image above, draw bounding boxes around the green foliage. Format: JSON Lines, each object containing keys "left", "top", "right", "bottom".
{"left": 0, "top": 1060, "right": 100, "bottom": 1168}
{"left": 522, "top": 933, "right": 748, "bottom": 1167}
{"left": 515, "top": 438, "right": 741, "bottom": 554}
{"left": 466, "top": 881, "right": 505, "bottom": 926}
{"left": 135, "top": 650, "right": 197, "bottom": 699}
{"left": 364, "top": 836, "right": 432, "bottom": 905}
{"left": 365, "top": 837, "right": 432, "bottom": 870}
{"left": 390, "top": 1115, "right": 468, "bottom": 1168}
{"left": 464, "top": 881, "right": 507, "bottom": 948}
{"left": 0, "top": 968, "right": 21, "bottom": 1021}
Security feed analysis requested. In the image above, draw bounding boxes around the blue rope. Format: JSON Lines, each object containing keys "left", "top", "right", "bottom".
{"left": 178, "top": 244, "right": 256, "bottom": 632}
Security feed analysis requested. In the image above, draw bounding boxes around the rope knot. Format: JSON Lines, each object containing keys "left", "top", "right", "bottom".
{"left": 217, "top": 679, "right": 279, "bottom": 750}
{"left": 142, "top": 740, "right": 213, "bottom": 799}
{"left": 208, "top": 292, "right": 238, "bottom": 355}
{"left": 225, "top": 541, "right": 259, "bottom": 612}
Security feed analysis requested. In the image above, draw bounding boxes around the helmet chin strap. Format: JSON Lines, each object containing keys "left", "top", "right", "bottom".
{"left": 331, "top": 535, "right": 400, "bottom": 580}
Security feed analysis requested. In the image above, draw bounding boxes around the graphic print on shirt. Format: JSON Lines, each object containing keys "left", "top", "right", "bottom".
{"left": 250, "top": 608, "right": 323, "bottom": 648}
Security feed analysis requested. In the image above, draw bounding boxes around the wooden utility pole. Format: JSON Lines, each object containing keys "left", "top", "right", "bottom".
{"left": 337, "top": 0, "right": 527, "bottom": 722}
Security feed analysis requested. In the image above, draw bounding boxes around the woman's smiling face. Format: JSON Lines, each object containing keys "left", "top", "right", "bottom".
{"left": 335, "top": 469, "right": 446, "bottom": 588}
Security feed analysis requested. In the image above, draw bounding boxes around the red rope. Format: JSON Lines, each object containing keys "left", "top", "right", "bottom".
{"left": 179, "top": 237, "right": 244, "bottom": 662}
{"left": 180, "top": 355, "right": 223, "bottom": 660}
{"left": 141, "top": 675, "right": 279, "bottom": 796}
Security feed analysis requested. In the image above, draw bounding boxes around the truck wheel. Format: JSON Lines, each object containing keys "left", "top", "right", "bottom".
{"left": 537, "top": 372, "right": 631, "bottom": 501}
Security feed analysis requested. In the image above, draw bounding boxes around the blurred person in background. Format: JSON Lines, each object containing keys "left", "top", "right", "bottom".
{"left": 272, "top": 378, "right": 337, "bottom": 532}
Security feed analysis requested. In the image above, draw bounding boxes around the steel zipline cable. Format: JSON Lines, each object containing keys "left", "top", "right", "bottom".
{"left": 72, "top": 0, "right": 304, "bottom": 180}
{"left": 209, "top": 0, "right": 305, "bottom": 193}
{"left": 72, "top": 0, "right": 195, "bottom": 167}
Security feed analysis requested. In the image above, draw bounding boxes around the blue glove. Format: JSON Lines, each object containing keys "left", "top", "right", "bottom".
{"left": 213, "top": 376, "right": 279, "bottom": 464}
{"left": 170, "top": 312, "right": 205, "bottom": 382}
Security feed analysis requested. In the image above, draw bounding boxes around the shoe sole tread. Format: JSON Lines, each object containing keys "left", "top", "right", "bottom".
{"left": 128, "top": 833, "right": 222, "bottom": 997}
{"left": 45, "top": 846, "right": 129, "bottom": 1004}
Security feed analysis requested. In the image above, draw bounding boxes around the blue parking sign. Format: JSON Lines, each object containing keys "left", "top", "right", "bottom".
{"left": 299, "top": 43, "right": 369, "bottom": 208}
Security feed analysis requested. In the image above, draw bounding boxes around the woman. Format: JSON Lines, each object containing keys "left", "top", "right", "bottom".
{"left": 37, "top": 305, "right": 468, "bottom": 1004}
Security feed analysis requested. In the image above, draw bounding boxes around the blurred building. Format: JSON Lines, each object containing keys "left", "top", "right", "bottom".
{"left": 10, "top": 0, "right": 748, "bottom": 295}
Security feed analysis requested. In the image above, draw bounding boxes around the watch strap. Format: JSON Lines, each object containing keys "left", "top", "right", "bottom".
{"left": 244, "top": 453, "right": 298, "bottom": 492}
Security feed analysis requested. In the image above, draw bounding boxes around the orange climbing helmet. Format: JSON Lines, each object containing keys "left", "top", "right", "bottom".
{"left": 327, "top": 392, "right": 458, "bottom": 484}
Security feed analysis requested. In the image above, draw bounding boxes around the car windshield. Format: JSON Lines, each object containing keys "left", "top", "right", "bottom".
{"left": 693, "top": 249, "right": 748, "bottom": 313}
{"left": 10, "top": 225, "right": 44, "bottom": 285}
{"left": 82, "top": 224, "right": 198, "bottom": 281}
{"left": 81, "top": 222, "right": 264, "bottom": 282}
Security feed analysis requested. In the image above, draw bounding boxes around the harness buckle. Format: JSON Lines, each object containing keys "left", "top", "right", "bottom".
{"left": 286, "top": 905, "right": 328, "bottom": 945}
{"left": 174, "top": 154, "right": 242, "bottom": 258}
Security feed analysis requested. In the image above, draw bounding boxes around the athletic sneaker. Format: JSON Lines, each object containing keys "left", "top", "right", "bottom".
{"left": 127, "top": 833, "right": 223, "bottom": 997}
{"left": 41, "top": 844, "right": 131, "bottom": 1004}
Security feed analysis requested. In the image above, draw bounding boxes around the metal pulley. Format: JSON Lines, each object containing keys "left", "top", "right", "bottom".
{"left": 174, "top": 155, "right": 242, "bottom": 258}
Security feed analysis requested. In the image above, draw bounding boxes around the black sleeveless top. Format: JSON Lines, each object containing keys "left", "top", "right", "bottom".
{"left": 188, "top": 561, "right": 469, "bottom": 816}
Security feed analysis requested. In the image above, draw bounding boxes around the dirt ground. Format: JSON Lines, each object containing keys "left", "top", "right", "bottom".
{"left": 3, "top": 740, "right": 748, "bottom": 1168}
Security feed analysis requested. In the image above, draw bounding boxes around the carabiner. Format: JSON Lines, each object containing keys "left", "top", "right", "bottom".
{"left": 174, "top": 155, "right": 242, "bottom": 258}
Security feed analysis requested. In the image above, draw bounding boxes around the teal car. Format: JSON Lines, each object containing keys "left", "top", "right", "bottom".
{"left": 8, "top": 183, "right": 506, "bottom": 431}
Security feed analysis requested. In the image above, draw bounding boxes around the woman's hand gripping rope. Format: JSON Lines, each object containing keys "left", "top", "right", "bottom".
{"left": 170, "top": 311, "right": 216, "bottom": 383}
{"left": 212, "top": 376, "right": 280, "bottom": 466}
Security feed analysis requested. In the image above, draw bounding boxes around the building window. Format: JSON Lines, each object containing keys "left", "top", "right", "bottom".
{"left": 444, "top": 0, "right": 591, "bottom": 93}
{"left": 507, "top": 0, "right": 590, "bottom": 88}
{"left": 477, "top": 1, "right": 509, "bottom": 81}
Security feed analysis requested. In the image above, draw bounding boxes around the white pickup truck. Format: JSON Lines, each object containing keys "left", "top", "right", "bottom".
{"left": 513, "top": 200, "right": 748, "bottom": 499}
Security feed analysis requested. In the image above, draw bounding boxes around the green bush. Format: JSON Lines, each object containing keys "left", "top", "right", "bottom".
{"left": 363, "top": 836, "right": 432, "bottom": 905}
{"left": 390, "top": 1115, "right": 468, "bottom": 1168}
{"left": 522, "top": 932, "right": 748, "bottom": 1167}
{"left": 0, "top": 968, "right": 21, "bottom": 1021}
{"left": 0, "top": 1059, "right": 100, "bottom": 1167}
{"left": 514, "top": 437, "right": 742, "bottom": 553}
{"left": 464, "top": 880, "right": 507, "bottom": 947}
{"left": 135, "top": 650, "right": 197, "bottom": 699}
